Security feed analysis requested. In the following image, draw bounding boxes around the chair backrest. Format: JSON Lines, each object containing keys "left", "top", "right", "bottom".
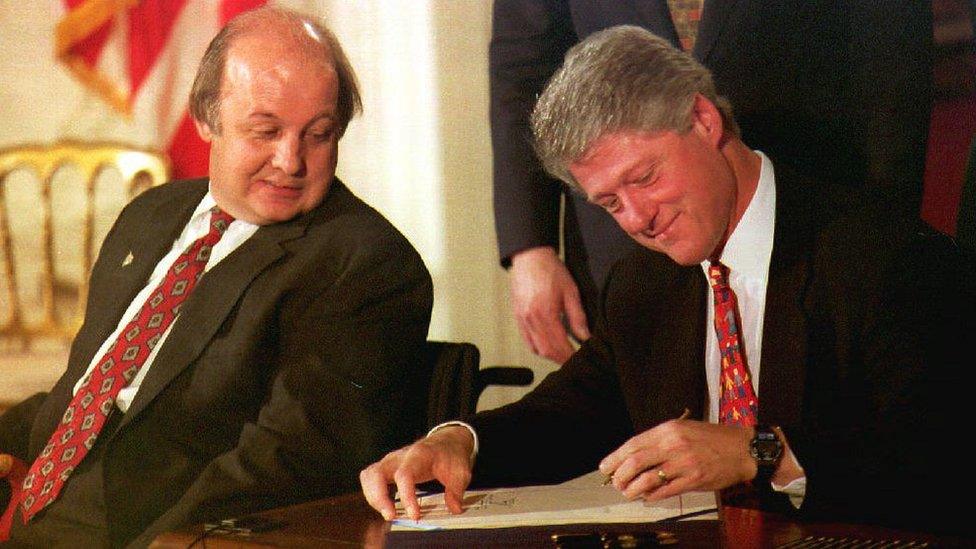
{"left": 957, "top": 136, "right": 976, "bottom": 251}
{"left": 421, "top": 340, "right": 534, "bottom": 429}
{"left": 0, "top": 141, "right": 170, "bottom": 348}
{"left": 423, "top": 341, "right": 481, "bottom": 428}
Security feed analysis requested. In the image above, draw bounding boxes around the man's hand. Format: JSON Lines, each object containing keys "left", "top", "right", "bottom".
{"left": 360, "top": 426, "right": 475, "bottom": 521}
{"left": 0, "top": 454, "right": 12, "bottom": 478}
{"left": 509, "top": 246, "right": 590, "bottom": 364}
{"left": 598, "top": 419, "right": 756, "bottom": 501}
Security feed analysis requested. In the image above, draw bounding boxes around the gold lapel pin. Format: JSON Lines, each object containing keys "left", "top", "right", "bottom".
{"left": 122, "top": 251, "right": 134, "bottom": 267}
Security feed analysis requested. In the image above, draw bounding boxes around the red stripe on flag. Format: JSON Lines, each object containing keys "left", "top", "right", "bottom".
{"left": 127, "top": 0, "right": 190, "bottom": 98}
{"left": 167, "top": 112, "right": 210, "bottom": 179}
{"left": 158, "top": 0, "right": 265, "bottom": 180}
{"left": 63, "top": 0, "right": 114, "bottom": 68}
{"left": 58, "top": 0, "right": 270, "bottom": 179}
{"left": 74, "top": 22, "right": 113, "bottom": 67}
{"left": 159, "top": 0, "right": 264, "bottom": 180}
{"left": 220, "top": 0, "right": 268, "bottom": 25}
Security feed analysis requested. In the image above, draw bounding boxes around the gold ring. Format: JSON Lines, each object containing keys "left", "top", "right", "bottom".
{"left": 657, "top": 469, "right": 669, "bottom": 484}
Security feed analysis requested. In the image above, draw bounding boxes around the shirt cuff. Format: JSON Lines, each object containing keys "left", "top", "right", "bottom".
{"left": 771, "top": 449, "right": 806, "bottom": 509}
{"left": 427, "top": 421, "right": 479, "bottom": 463}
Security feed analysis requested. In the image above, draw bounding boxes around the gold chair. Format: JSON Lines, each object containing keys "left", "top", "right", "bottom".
{"left": 0, "top": 141, "right": 170, "bottom": 348}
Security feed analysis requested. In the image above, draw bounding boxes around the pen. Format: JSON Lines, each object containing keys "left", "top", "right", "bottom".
{"left": 602, "top": 408, "right": 690, "bottom": 486}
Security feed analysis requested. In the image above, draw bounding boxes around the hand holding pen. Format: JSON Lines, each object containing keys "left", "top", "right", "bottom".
{"left": 601, "top": 409, "right": 689, "bottom": 487}
{"left": 597, "top": 408, "right": 757, "bottom": 501}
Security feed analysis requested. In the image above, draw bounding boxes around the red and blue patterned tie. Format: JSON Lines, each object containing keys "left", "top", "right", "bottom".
{"left": 707, "top": 261, "right": 758, "bottom": 426}
{"left": 18, "top": 207, "right": 234, "bottom": 521}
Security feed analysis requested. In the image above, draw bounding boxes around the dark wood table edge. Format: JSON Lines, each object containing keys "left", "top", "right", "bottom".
{"left": 151, "top": 491, "right": 975, "bottom": 548}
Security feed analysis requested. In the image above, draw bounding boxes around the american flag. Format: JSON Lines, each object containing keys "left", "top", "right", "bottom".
{"left": 54, "top": 0, "right": 268, "bottom": 179}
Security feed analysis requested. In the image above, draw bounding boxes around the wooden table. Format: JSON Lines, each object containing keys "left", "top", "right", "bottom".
{"left": 151, "top": 492, "right": 971, "bottom": 548}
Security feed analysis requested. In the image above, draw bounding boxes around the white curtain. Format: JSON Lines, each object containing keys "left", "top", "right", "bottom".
{"left": 290, "top": 1, "right": 557, "bottom": 409}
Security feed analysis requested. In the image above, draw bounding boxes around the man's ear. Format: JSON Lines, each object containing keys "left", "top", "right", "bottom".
{"left": 194, "top": 118, "right": 215, "bottom": 143}
{"left": 689, "top": 93, "right": 724, "bottom": 148}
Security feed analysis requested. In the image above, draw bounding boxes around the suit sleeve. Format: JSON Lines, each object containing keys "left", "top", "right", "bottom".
{"left": 785, "top": 217, "right": 972, "bottom": 534}
{"left": 468, "top": 334, "right": 633, "bottom": 488}
{"left": 129, "top": 232, "right": 433, "bottom": 547}
{"left": 0, "top": 394, "right": 47, "bottom": 463}
{"left": 490, "top": 0, "right": 577, "bottom": 266}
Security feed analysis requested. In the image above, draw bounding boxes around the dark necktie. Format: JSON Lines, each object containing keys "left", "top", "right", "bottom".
{"left": 18, "top": 207, "right": 234, "bottom": 521}
{"left": 707, "top": 261, "right": 758, "bottom": 426}
{"left": 667, "top": 0, "right": 704, "bottom": 52}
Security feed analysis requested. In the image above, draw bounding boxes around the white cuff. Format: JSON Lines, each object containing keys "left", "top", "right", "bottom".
{"left": 771, "top": 449, "right": 806, "bottom": 509}
{"left": 427, "top": 421, "right": 479, "bottom": 463}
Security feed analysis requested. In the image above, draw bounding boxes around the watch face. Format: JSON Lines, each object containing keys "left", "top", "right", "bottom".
{"left": 750, "top": 428, "right": 783, "bottom": 463}
{"left": 750, "top": 439, "right": 782, "bottom": 461}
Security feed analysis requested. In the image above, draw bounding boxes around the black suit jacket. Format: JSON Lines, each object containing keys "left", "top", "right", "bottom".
{"left": 490, "top": 0, "right": 933, "bottom": 321}
{"left": 473, "top": 169, "right": 972, "bottom": 533}
{"left": 0, "top": 178, "right": 433, "bottom": 546}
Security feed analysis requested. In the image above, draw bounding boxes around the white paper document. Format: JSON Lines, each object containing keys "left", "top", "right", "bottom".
{"left": 392, "top": 470, "right": 718, "bottom": 531}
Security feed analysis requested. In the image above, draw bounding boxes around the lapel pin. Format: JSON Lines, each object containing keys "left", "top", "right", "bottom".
{"left": 122, "top": 251, "right": 134, "bottom": 267}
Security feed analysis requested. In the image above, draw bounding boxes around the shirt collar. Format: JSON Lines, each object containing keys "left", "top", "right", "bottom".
{"left": 701, "top": 150, "right": 776, "bottom": 280}
{"left": 193, "top": 191, "right": 260, "bottom": 232}
{"left": 192, "top": 192, "right": 219, "bottom": 221}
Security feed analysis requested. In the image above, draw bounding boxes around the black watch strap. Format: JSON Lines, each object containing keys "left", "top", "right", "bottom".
{"left": 749, "top": 424, "right": 783, "bottom": 486}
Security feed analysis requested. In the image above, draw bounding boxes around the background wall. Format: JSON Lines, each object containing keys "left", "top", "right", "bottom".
{"left": 0, "top": 0, "right": 557, "bottom": 410}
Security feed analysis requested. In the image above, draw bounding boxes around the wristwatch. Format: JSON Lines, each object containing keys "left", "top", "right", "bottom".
{"left": 749, "top": 425, "right": 784, "bottom": 486}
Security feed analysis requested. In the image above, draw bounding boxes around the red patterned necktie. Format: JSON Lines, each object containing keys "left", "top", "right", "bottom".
{"left": 707, "top": 261, "right": 758, "bottom": 426}
{"left": 667, "top": 0, "right": 704, "bottom": 51}
{"left": 18, "top": 207, "right": 234, "bottom": 521}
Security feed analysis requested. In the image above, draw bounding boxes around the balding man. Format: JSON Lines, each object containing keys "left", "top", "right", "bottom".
{"left": 0, "top": 7, "right": 432, "bottom": 547}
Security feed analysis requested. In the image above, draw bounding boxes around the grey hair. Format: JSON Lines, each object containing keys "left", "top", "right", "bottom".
{"left": 189, "top": 6, "right": 362, "bottom": 137}
{"left": 531, "top": 25, "right": 738, "bottom": 191}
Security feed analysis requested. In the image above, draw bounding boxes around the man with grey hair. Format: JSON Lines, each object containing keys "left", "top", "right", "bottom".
{"left": 492, "top": 1, "right": 932, "bottom": 367}
{"left": 361, "top": 26, "right": 970, "bottom": 533}
{"left": 1, "top": 6, "right": 432, "bottom": 547}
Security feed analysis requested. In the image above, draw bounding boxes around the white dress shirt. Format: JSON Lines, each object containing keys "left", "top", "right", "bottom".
{"left": 700, "top": 151, "right": 776, "bottom": 423}
{"left": 700, "top": 151, "right": 805, "bottom": 503}
{"left": 72, "top": 191, "right": 259, "bottom": 412}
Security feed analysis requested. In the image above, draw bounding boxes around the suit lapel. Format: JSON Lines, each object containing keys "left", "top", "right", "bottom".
{"left": 629, "top": 169, "right": 835, "bottom": 428}
{"left": 693, "top": 0, "right": 737, "bottom": 62}
{"left": 47, "top": 186, "right": 201, "bottom": 393}
{"left": 644, "top": 267, "right": 708, "bottom": 424}
{"left": 119, "top": 213, "right": 309, "bottom": 425}
{"left": 757, "top": 172, "right": 823, "bottom": 427}
{"left": 634, "top": 0, "right": 681, "bottom": 45}
{"left": 633, "top": 0, "right": 737, "bottom": 62}
{"left": 616, "top": 256, "right": 707, "bottom": 428}
{"left": 94, "top": 187, "right": 205, "bottom": 346}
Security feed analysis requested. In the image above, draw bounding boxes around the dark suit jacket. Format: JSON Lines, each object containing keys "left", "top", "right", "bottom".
{"left": 473, "top": 168, "right": 972, "bottom": 533}
{"left": 0, "top": 178, "right": 433, "bottom": 546}
{"left": 490, "top": 0, "right": 933, "bottom": 322}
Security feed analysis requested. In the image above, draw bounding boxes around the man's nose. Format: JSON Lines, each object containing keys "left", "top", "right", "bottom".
{"left": 616, "top": 195, "right": 655, "bottom": 236}
{"left": 272, "top": 135, "right": 304, "bottom": 175}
